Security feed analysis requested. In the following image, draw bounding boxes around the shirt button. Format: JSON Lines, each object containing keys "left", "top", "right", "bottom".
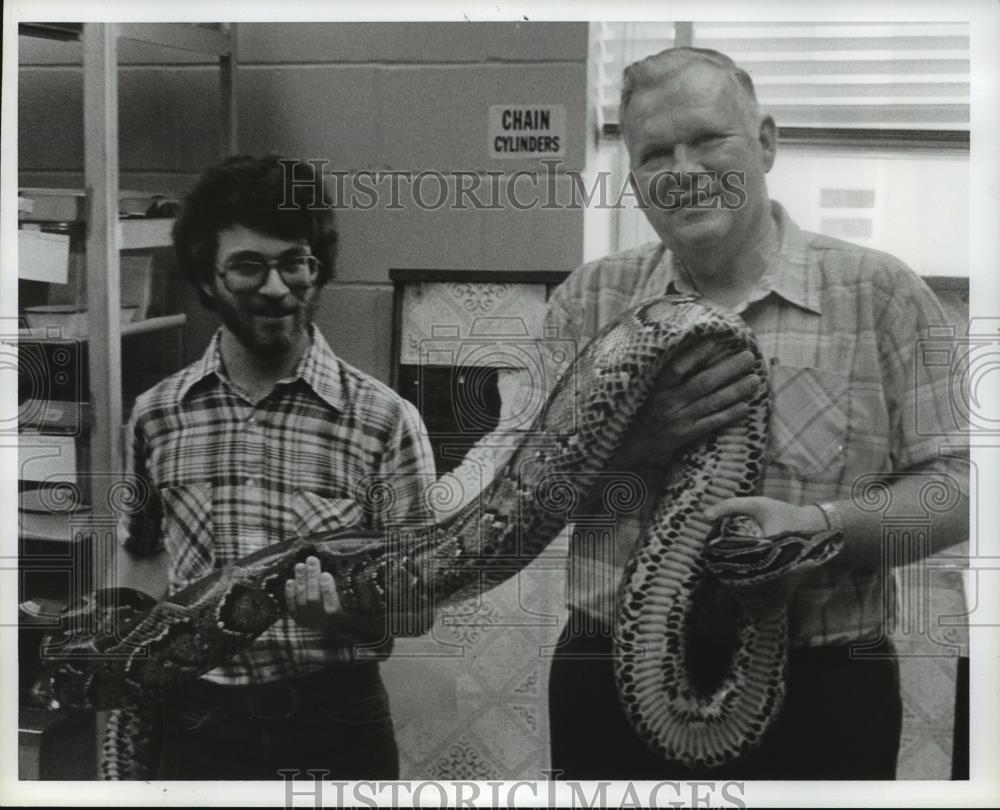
{"left": 247, "top": 416, "right": 256, "bottom": 425}
{"left": 246, "top": 478, "right": 257, "bottom": 488}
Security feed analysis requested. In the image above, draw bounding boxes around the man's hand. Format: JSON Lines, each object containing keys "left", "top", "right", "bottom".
{"left": 283, "top": 555, "right": 432, "bottom": 640}
{"left": 285, "top": 556, "right": 342, "bottom": 629}
{"left": 610, "top": 342, "right": 762, "bottom": 474}
{"left": 704, "top": 496, "right": 831, "bottom": 616}
{"left": 704, "top": 496, "right": 827, "bottom": 538}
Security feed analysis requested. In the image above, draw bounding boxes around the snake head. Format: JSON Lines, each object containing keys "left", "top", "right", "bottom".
{"left": 31, "top": 587, "right": 157, "bottom": 711}
{"left": 31, "top": 657, "right": 97, "bottom": 711}
{"left": 705, "top": 516, "right": 844, "bottom": 581}
{"left": 704, "top": 516, "right": 845, "bottom": 618}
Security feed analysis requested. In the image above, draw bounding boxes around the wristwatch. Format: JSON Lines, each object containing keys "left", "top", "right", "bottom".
{"left": 814, "top": 500, "right": 845, "bottom": 534}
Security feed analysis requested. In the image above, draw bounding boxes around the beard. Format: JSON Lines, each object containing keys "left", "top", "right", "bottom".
{"left": 214, "top": 288, "right": 319, "bottom": 360}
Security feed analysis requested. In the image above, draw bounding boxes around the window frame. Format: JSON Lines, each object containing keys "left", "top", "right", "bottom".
{"left": 592, "top": 21, "right": 971, "bottom": 154}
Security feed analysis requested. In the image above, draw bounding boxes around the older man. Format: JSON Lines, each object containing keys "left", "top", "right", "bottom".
{"left": 541, "top": 47, "right": 968, "bottom": 780}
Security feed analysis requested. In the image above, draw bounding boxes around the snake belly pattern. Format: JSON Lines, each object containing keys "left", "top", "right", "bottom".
{"left": 32, "top": 293, "right": 844, "bottom": 777}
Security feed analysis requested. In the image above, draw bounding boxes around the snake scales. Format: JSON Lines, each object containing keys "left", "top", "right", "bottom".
{"left": 31, "top": 293, "right": 843, "bottom": 778}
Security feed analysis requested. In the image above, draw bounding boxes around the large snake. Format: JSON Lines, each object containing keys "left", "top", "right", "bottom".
{"left": 30, "top": 294, "right": 843, "bottom": 778}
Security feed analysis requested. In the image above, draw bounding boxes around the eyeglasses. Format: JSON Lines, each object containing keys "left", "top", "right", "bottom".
{"left": 218, "top": 253, "right": 320, "bottom": 293}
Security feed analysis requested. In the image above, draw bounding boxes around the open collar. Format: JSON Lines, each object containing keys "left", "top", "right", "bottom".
{"left": 179, "top": 325, "right": 347, "bottom": 412}
{"left": 659, "top": 201, "right": 822, "bottom": 315}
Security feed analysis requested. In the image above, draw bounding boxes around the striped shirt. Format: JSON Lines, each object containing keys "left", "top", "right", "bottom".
{"left": 121, "top": 325, "right": 436, "bottom": 683}
{"left": 533, "top": 201, "right": 965, "bottom": 646}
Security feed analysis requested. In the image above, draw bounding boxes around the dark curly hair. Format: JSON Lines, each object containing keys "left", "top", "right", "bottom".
{"left": 172, "top": 155, "right": 338, "bottom": 310}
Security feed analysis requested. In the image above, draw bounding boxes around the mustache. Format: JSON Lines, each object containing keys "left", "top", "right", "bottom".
{"left": 250, "top": 304, "right": 299, "bottom": 316}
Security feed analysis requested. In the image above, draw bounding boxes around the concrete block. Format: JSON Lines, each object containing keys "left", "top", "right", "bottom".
{"left": 335, "top": 175, "right": 485, "bottom": 284}
{"left": 236, "top": 22, "right": 587, "bottom": 64}
{"left": 237, "top": 66, "right": 381, "bottom": 171}
{"left": 480, "top": 174, "right": 584, "bottom": 272}
{"left": 378, "top": 64, "right": 587, "bottom": 173}
{"left": 314, "top": 283, "right": 395, "bottom": 383}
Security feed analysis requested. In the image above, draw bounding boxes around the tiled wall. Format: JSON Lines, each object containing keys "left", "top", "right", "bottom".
{"left": 18, "top": 22, "right": 588, "bottom": 382}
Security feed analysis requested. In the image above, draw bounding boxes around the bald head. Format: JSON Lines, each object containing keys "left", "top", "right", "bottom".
{"left": 619, "top": 47, "right": 761, "bottom": 136}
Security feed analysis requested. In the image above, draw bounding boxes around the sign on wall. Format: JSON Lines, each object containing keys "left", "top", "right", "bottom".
{"left": 487, "top": 105, "right": 566, "bottom": 159}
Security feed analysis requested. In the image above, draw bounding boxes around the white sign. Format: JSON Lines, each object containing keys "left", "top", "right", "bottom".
{"left": 488, "top": 104, "right": 565, "bottom": 159}
{"left": 18, "top": 228, "right": 70, "bottom": 284}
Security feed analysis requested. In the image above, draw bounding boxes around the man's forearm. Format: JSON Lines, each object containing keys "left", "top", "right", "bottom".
{"left": 814, "top": 466, "right": 968, "bottom": 571}
{"left": 704, "top": 461, "right": 969, "bottom": 577}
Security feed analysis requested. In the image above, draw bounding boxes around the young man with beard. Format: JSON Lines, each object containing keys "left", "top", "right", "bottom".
{"left": 113, "top": 155, "right": 435, "bottom": 779}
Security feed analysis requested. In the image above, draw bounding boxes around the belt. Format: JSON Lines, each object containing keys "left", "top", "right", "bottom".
{"left": 177, "top": 663, "right": 380, "bottom": 721}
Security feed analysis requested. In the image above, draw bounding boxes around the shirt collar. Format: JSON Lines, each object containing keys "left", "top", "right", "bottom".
{"left": 179, "top": 325, "right": 348, "bottom": 412}
{"left": 660, "top": 201, "right": 822, "bottom": 315}
{"left": 177, "top": 332, "right": 223, "bottom": 401}
{"left": 769, "top": 201, "right": 821, "bottom": 314}
{"left": 294, "top": 326, "right": 348, "bottom": 412}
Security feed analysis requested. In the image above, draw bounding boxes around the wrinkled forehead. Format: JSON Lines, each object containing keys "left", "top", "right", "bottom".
{"left": 623, "top": 60, "right": 755, "bottom": 139}
{"left": 656, "top": 57, "right": 747, "bottom": 106}
{"left": 664, "top": 59, "right": 745, "bottom": 103}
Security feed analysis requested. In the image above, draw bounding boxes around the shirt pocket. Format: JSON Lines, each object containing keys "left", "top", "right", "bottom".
{"left": 291, "top": 491, "right": 367, "bottom": 538}
{"left": 159, "top": 482, "right": 215, "bottom": 590}
{"left": 765, "top": 364, "right": 849, "bottom": 478}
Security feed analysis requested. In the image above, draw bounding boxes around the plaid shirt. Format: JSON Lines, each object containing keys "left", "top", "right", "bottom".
{"left": 121, "top": 325, "right": 436, "bottom": 684}
{"left": 534, "top": 201, "right": 965, "bottom": 646}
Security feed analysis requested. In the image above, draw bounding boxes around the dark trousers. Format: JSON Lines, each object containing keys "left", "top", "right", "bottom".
{"left": 549, "top": 613, "right": 902, "bottom": 780}
{"left": 159, "top": 663, "right": 398, "bottom": 780}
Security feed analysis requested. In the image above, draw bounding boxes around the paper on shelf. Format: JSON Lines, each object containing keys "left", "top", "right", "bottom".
{"left": 18, "top": 229, "right": 70, "bottom": 284}
{"left": 18, "top": 434, "right": 77, "bottom": 483}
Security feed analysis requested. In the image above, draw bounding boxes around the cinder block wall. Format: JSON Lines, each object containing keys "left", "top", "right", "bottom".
{"left": 18, "top": 22, "right": 588, "bottom": 383}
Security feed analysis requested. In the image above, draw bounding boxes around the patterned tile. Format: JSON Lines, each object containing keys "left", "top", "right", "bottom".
{"left": 470, "top": 706, "right": 543, "bottom": 773}
{"left": 511, "top": 667, "right": 544, "bottom": 698}
{"left": 509, "top": 702, "right": 541, "bottom": 735}
{"left": 893, "top": 566, "right": 969, "bottom": 657}
{"left": 393, "top": 712, "right": 459, "bottom": 766}
{"left": 389, "top": 557, "right": 966, "bottom": 780}
{"left": 465, "top": 628, "right": 547, "bottom": 691}
{"left": 391, "top": 567, "right": 556, "bottom": 778}
{"left": 896, "top": 736, "right": 952, "bottom": 780}
{"left": 435, "top": 597, "right": 505, "bottom": 647}
{"left": 428, "top": 734, "right": 504, "bottom": 781}
{"left": 399, "top": 282, "right": 549, "bottom": 366}
{"left": 890, "top": 567, "right": 965, "bottom": 780}
{"left": 509, "top": 566, "right": 570, "bottom": 623}
{"left": 897, "top": 657, "right": 958, "bottom": 724}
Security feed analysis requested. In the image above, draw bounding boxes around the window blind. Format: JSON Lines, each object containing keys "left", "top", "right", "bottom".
{"left": 593, "top": 21, "right": 970, "bottom": 136}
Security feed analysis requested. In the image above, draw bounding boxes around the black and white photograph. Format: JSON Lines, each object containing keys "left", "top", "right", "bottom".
{"left": 2, "top": 1, "right": 998, "bottom": 807}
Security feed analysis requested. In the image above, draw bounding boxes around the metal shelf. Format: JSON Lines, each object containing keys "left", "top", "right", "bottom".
{"left": 119, "top": 217, "right": 174, "bottom": 250}
{"left": 120, "top": 312, "right": 186, "bottom": 337}
{"left": 18, "top": 313, "right": 187, "bottom": 342}
{"left": 19, "top": 22, "right": 234, "bottom": 56}
{"left": 117, "top": 23, "right": 234, "bottom": 56}
{"left": 77, "top": 22, "right": 235, "bottom": 516}
{"left": 16, "top": 22, "right": 235, "bottom": 775}
{"left": 19, "top": 508, "right": 91, "bottom": 544}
